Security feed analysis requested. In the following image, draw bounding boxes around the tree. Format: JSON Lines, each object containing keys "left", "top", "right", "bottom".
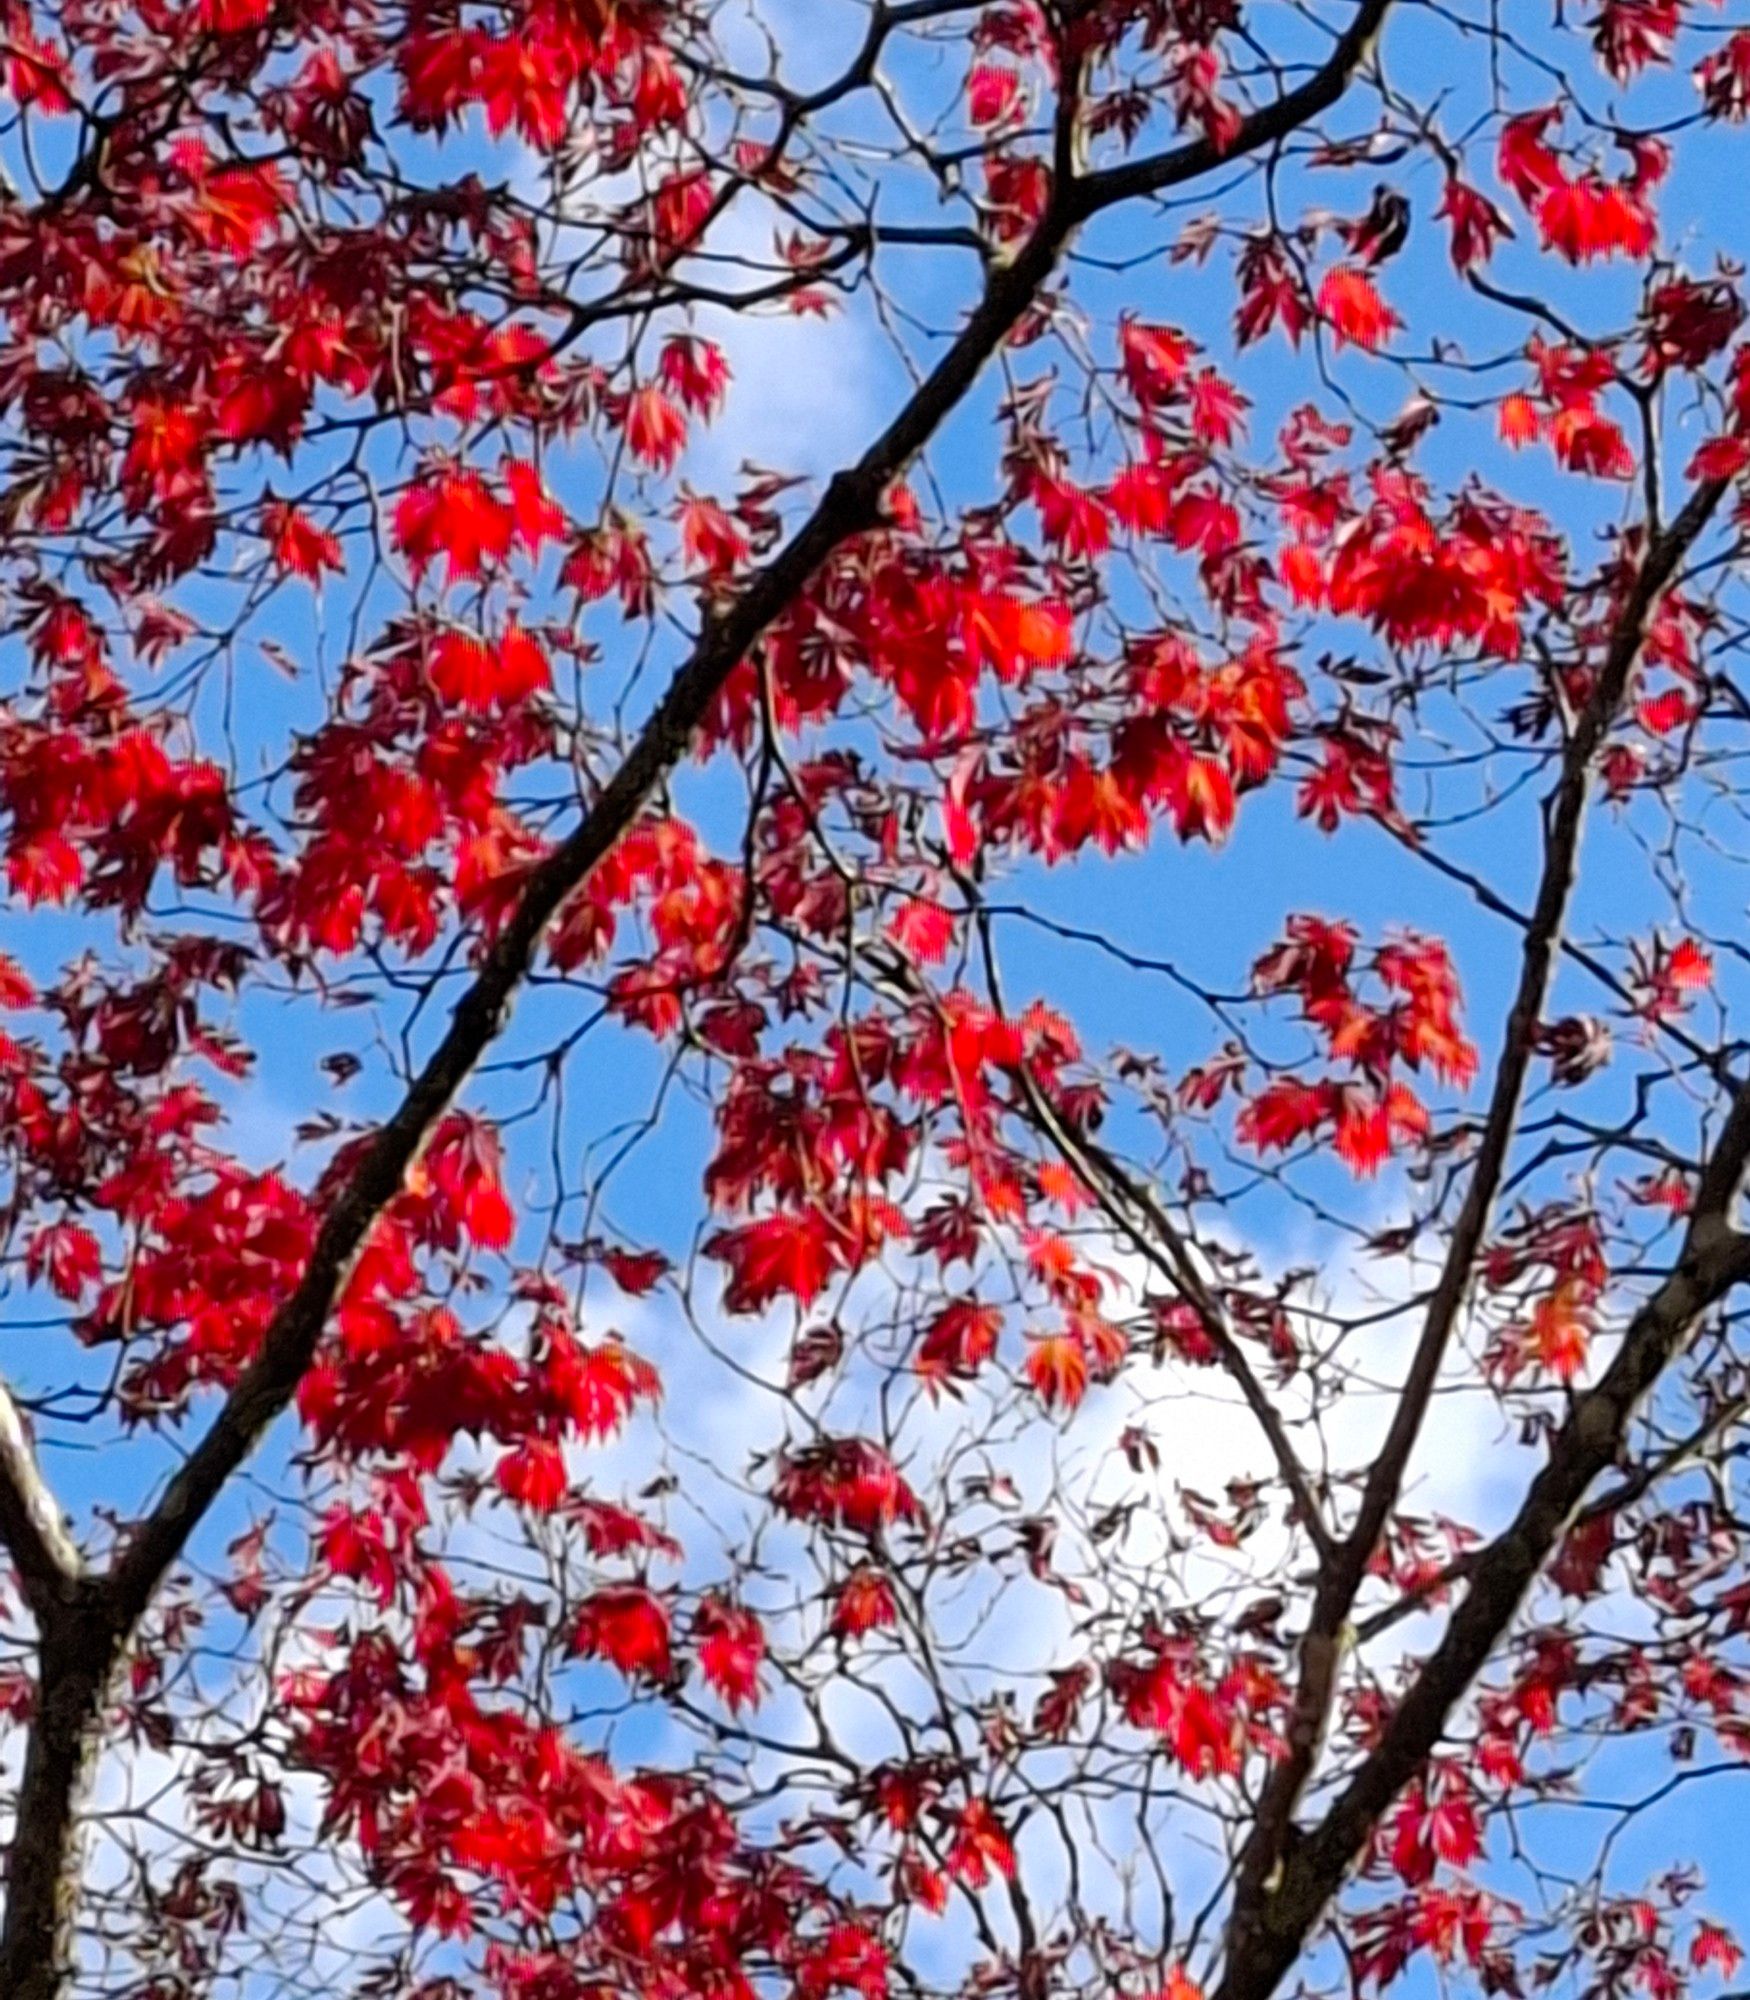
{"left": 7, "top": 0, "right": 1750, "bottom": 1995}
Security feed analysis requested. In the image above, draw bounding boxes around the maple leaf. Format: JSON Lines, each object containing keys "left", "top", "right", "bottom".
{"left": 394, "top": 470, "right": 514, "bottom": 583}
{"left": 263, "top": 501, "right": 343, "bottom": 580}
{"left": 1237, "top": 1078, "right": 1332, "bottom": 1155}
{"left": 475, "top": 32, "right": 570, "bottom": 146}
{"left": 1498, "top": 107, "right": 1565, "bottom": 204}
{"left": 1527, "top": 1287, "right": 1591, "bottom": 1381}
{"left": 1535, "top": 178, "right": 1656, "bottom": 264}
{"left": 1317, "top": 266, "right": 1403, "bottom": 351}
{"left": 961, "top": 591, "right": 1074, "bottom": 679}
{"left": 218, "top": 369, "right": 311, "bottom": 449}
{"left": 504, "top": 459, "right": 567, "bottom": 552}
{"left": 916, "top": 1298, "right": 1002, "bottom": 1390}
{"left": 1435, "top": 177, "right": 1514, "bottom": 268}
{"left": 1638, "top": 686, "right": 1694, "bottom": 735}
{"left": 677, "top": 493, "right": 750, "bottom": 572}
{"left": 1688, "top": 436, "right": 1750, "bottom": 480}
{"left": 693, "top": 1596, "right": 765, "bottom": 1711}
{"left": 1669, "top": 936, "right": 1714, "bottom": 989}
{"left": 427, "top": 631, "right": 495, "bottom": 707}
{"left": 1188, "top": 367, "right": 1249, "bottom": 444}
{"left": 707, "top": 1211, "right": 842, "bottom": 1314}
{"left": 944, "top": 1800, "right": 1015, "bottom": 1887}
{"left": 797, "top": 1924, "right": 890, "bottom": 2000}
{"left": 572, "top": 1585, "right": 674, "bottom": 1681}
{"left": 598, "top": 1245, "right": 670, "bottom": 1295}
{"left": 496, "top": 1437, "right": 571, "bottom": 1511}
{"left": 967, "top": 60, "right": 1022, "bottom": 128}
{"left": 659, "top": 335, "right": 731, "bottom": 416}
{"left": 552, "top": 1337, "right": 660, "bottom": 1440}
{"left": 623, "top": 385, "right": 688, "bottom": 471}
{"left": 0, "top": 954, "right": 34, "bottom": 1008}
{"left": 1024, "top": 1331, "right": 1090, "bottom": 1411}
{"left": 1498, "top": 393, "right": 1541, "bottom": 447}
{"left": 190, "top": 165, "right": 288, "bottom": 255}
{"left": 1691, "top": 1924, "right": 1743, "bottom": 1978}
{"left": 830, "top": 1565, "right": 899, "bottom": 1638}
{"left": 886, "top": 895, "right": 955, "bottom": 964}
{"left": 1701, "top": 31, "right": 1750, "bottom": 118}
{"left": 1279, "top": 541, "right": 1325, "bottom": 604}
{"left": 26, "top": 1222, "right": 101, "bottom": 1301}
{"left": 1175, "top": 754, "right": 1236, "bottom": 842}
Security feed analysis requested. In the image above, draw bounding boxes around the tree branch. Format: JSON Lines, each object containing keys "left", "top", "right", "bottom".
{"left": 0, "top": 1380, "right": 80, "bottom": 1619}
{"left": 103, "top": 0, "right": 1406, "bottom": 1644}
{"left": 1221, "top": 472, "right": 1730, "bottom": 1938}
{"left": 1340, "top": 474, "right": 1729, "bottom": 1588}
{"left": 1216, "top": 1162, "right": 1750, "bottom": 2000}
{"left": 1003, "top": 1059, "right": 1339, "bottom": 1567}
{"left": 0, "top": 8, "right": 1405, "bottom": 1992}
{"left": 1068, "top": 0, "right": 1393, "bottom": 220}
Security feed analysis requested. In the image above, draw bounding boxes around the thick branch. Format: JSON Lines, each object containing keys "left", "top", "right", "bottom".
{"left": 1340, "top": 476, "right": 1728, "bottom": 1582}
{"left": 1216, "top": 1181, "right": 1750, "bottom": 2000}
{"left": 1069, "top": 0, "right": 1392, "bottom": 219}
{"left": 0, "top": 1598, "right": 123, "bottom": 2000}
{"left": 1223, "top": 472, "right": 1729, "bottom": 1932}
{"left": 103, "top": 0, "right": 1401, "bottom": 1646}
{"left": 0, "top": 8, "right": 1402, "bottom": 1993}
{"left": 0, "top": 1382, "right": 79, "bottom": 1619}
{"left": 1215, "top": 978, "right": 1750, "bottom": 2000}
{"left": 101, "top": 220, "right": 1074, "bottom": 1641}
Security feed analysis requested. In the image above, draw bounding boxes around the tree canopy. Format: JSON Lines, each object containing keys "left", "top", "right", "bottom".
{"left": 4, "top": 4, "right": 1750, "bottom": 2000}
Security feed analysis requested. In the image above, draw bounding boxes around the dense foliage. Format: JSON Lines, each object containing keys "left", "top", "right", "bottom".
{"left": 5, "top": 4, "right": 1750, "bottom": 2000}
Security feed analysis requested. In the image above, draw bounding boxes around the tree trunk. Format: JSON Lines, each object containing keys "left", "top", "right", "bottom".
{"left": 0, "top": 1600, "right": 122, "bottom": 2000}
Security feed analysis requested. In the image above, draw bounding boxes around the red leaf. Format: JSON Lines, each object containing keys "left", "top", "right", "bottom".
{"left": 394, "top": 470, "right": 514, "bottom": 583}
{"left": 1024, "top": 1331, "right": 1089, "bottom": 1411}
{"left": 917, "top": 1298, "right": 1002, "bottom": 1390}
{"left": 497, "top": 1437, "right": 570, "bottom": 1511}
{"left": 572, "top": 1584, "right": 673, "bottom": 1680}
{"left": 708, "top": 1212, "right": 842, "bottom": 1314}
{"left": 27, "top": 1222, "right": 101, "bottom": 1301}
{"left": 1317, "top": 266, "right": 1402, "bottom": 351}
{"left": 830, "top": 1565, "right": 898, "bottom": 1638}
{"left": 264, "top": 501, "right": 343, "bottom": 579}
{"left": 693, "top": 1596, "right": 765, "bottom": 1711}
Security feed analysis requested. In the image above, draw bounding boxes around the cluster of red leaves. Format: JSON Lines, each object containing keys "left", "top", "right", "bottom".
{"left": 1499, "top": 337, "right": 1642, "bottom": 481}
{"left": 701, "top": 993, "right": 1080, "bottom": 1312}
{"left": 1478, "top": 1201, "right": 1608, "bottom": 1384}
{"left": 1107, "top": 1626, "right": 1285, "bottom": 1779}
{"left": 550, "top": 815, "right": 747, "bottom": 1038}
{"left": 834, "top": 1758, "right": 1029, "bottom": 1918}
{"left": 1698, "top": 28, "right": 1750, "bottom": 117}
{"left": 1192, "top": 918, "right": 1478, "bottom": 1176}
{"left": 0, "top": 608, "right": 263, "bottom": 911}
{"left": 1289, "top": 467, "right": 1566, "bottom": 654}
{"left": 1351, "top": 1887, "right": 1502, "bottom": 1993}
{"left": 397, "top": 0, "right": 682, "bottom": 150}
{"left": 257, "top": 623, "right": 556, "bottom": 957}
{"left": 1498, "top": 109, "right": 1665, "bottom": 265}
{"left": 771, "top": 1438, "right": 922, "bottom": 1536}
{"left": 1383, "top": 1762, "right": 1483, "bottom": 1885}
{"left": 10, "top": 0, "right": 1750, "bottom": 1995}
{"left": 61, "top": 1089, "right": 660, "bottom": 1488}
{"left": 287, "top": 1578, "right": 884, "bottom": 1995}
